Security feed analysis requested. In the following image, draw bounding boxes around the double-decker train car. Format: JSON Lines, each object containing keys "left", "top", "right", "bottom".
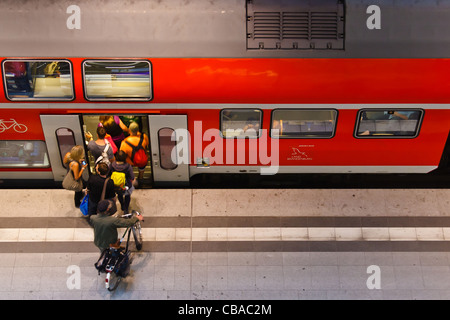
{"left": 0, "top": 0, "right": 449, "bottom": 188}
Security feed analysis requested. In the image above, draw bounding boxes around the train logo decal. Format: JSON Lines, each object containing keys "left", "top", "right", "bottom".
{"left": 287, "top": 145, "right": 313, "bottom": 161}
{"left": 0, "top": 119, "right": 28, "bottom": 133}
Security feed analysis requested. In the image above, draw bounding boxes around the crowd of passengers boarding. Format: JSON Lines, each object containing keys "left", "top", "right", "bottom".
{"left": 63, "top": 116, "right": 149, "bottom": 217}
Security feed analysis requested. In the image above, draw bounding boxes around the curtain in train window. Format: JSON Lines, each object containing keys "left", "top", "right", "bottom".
{"left": 271, "top": 109, "right": 337, "bottom": 138}
{"left": 83, "top": 60, "right": 152, "bottom": 101}
{"left": 0, "top": 141, "right": 49, "bottom": 168}
{"left": 2, "top": 60, "right": 74, "bottom": 100}
{"left": 355, "top": 109, "right": 423, "bottom": 138}
{"left": 221, "top": 109, "right": 262, "bottom": 138}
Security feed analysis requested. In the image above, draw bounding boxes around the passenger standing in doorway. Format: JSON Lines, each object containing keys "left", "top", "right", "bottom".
{"left": 110, "top": 150, "right": 135, "bottom": 214}
{"left": 98, "top": 115, "right": 130, "bottom": 151}
{"left": 85, "top": 126, "right": 115, "bottom": 165}
{"left": 86, "top": 162, "right": 116, "bottom": 216}
{"left": 63, "top": 145, "right": 88, "bottom": 208}
{"left": 120, "top": 121, "right": 149, "bottom": 183}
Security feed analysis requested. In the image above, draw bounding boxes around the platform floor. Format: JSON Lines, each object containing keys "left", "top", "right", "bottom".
{"left": 0, "top": 188, "right": 450, "bottom": 300}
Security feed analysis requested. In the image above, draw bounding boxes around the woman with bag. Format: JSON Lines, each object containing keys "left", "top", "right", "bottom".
{"left": 110, "top": 150, "right": 135, "bottom": 215}
{"left": 85, "top": 126, "right": 115, "bottom": 164}
{"left": 63, "top": 145, "right": 88, "bottom": 208}
{"left": 86, "top": 162, "right": 116, "bottom": 216}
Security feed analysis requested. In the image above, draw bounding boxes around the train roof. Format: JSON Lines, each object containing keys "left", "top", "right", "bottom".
{"left": 0, "top": 0, "right": 449, "bottom": 58}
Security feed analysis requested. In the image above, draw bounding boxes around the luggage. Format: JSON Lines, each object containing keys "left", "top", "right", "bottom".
{"left": 111, "top": 171, "right": 126, "bottom": 190}
{"left": 95, "top": 142, "right": 111, "bottom": 166}
{"left": 94, "top": 247, "right": 130, "bottom": 278}
{"left": 62, "top": 163, "right": 83, "bottom": 192}
{"left": 80, "top": 193, "right": 89, "bottom": 216}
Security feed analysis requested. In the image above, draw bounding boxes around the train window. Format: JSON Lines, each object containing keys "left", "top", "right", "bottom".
{"left": 271, "top": 109, "right": 337, "bottom": 138}
{"left": 56, "top": 128, "right": 76, "bottom": 168}
{"left": 2, "top": 60, "right": 74, "bottom": 100}
{"left": 158, "top": 127, "right": 177, "bottom": 170}
{"left": 0, "top": 141, "right": 49, "bottom": 168}
{"left": 83, "top": 60, "right": 152, "bottom": 101}
{"left": 221, "top": 109, "right": 262, "bottom": 138}
{"left": 355, "top": 109, "right": 423, "bottom": 138}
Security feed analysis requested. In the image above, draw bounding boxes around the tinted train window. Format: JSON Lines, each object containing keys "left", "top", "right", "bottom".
{"left": 221, "top": 109, "right": 262, "bottom": 138}
{"left": 355, "top": 109, "right": 423, "bottom": 138}
{"left": 158, "top": 128, "right": 177, "bottom": 170}
{"left": 0, "top": 141, "right": 49, "bottom": 168}
{"left": 56, "top": 128, "right": 76, "bottom": 168}
{"left": 2, "top": 60, "right": 74, "bottom": 100}
{"left": 271, "top": 109, "right": 337, "bottom": 138}
{"left": 83, "top": 60, "right": 152, "bottom": 101}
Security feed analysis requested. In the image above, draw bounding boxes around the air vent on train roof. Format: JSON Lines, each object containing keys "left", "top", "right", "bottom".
{"left": 246, "top": 0, "right": 345, "bottom": 50}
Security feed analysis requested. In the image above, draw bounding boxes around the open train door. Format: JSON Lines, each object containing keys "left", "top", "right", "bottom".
{"left": 40, "top": 115, "right": 88, "bottom": 182}
{"left": 148, "top": 115, "right": 190, "bottom": 186}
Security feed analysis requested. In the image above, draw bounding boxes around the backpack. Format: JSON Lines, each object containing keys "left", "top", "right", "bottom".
{"left": 95, "top": 142, "right": 111, "bottom": 166}
{"left": 124, "top": 134, "right": 148, "bottom": 167}
{"left": 111, "top": 171, "right": 126, "bottom": 190}
{"left": 44, "top": 61, "right": 60, "bottom": 76}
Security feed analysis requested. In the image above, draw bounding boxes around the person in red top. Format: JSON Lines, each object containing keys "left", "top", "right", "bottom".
{"left": 120, "top": 121, "right": 149, "bottom": 181}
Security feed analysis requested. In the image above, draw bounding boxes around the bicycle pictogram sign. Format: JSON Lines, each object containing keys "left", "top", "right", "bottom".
{"left": 0, "top": 118, "right": 28, "bottom": 133}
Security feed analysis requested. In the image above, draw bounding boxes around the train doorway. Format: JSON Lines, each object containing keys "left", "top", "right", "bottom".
{"left": 81, "top": 114, "right": 153, "bottom": 187}
{"left": 41, "top": 114, "right": 189, "bottom": 187}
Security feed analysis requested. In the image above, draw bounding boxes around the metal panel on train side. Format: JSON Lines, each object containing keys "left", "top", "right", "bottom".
{"left": 148, "top": 115, "right": 189, "bottom": 186}
{"left": 40, "top": 115, "right": 88, "bottom": 182}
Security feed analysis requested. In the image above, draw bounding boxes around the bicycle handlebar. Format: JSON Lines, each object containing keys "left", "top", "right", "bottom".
{"left": 121, "top": 210, "right": 144, "bottom": 222}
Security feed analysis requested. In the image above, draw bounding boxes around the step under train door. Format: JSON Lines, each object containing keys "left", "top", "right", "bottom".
{"left": 148, "top": 115, "right": 189, "bottom": 186}
{"left": 40, "top": 115, "right": 88, "bottom": 182}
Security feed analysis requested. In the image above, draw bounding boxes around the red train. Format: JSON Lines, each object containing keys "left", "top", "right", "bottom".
{"left": 0, "top": 1, "right": 449, "bottom": 187}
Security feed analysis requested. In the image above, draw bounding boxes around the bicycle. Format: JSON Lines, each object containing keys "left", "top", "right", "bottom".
{"left": 122, "top": 210, "right": 143, "bottom": 251}
{"left": 94, "top": 210, "right": 144, "bottom": 291}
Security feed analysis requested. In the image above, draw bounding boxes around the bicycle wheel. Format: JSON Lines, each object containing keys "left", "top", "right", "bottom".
{"left": 107, "top": 271, "right": 122, "bottom": 291}
{"left": 13, "top": 123, "right": 27, "bottom": 133}
{"left": 131, "top": 224, "right": 143, "bottom": 251}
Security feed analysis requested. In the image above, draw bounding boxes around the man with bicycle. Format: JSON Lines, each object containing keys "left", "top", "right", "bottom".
{"left": 90, "top": 200, "right": 144, "bottom": 252}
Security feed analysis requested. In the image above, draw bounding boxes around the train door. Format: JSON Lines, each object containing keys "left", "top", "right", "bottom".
{"left": 40, "top": 115, "right": 88, "bottom": 182}
{"left": 148, "top": 115, "right": 189, "bottom": 186}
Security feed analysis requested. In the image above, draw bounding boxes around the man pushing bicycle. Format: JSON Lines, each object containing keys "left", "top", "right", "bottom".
{"left": 90, "top": 199, "right": 144, "bottom": 252}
